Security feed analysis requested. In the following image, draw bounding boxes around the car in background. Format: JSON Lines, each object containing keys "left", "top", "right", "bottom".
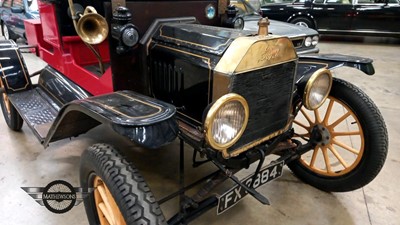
{"left": 260, "top": 0, "right": 400, "bottom": 37}
{"left": 0, "top": 0, "right": 39, "bottom": 41}
{"left": 232, "top": 0, "right": 320, "bottom": 54}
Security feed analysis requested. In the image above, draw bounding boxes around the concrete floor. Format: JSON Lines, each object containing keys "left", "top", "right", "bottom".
{"left": 0, "top": 36, "right": 399, "bottom": 225}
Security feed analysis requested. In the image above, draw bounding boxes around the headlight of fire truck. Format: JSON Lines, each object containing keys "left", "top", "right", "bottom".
{"left": 204, "top": 94, "right": 249, "bottom": 150}
{"left": 303, "top": 68, "right": 333, "bottom": 110}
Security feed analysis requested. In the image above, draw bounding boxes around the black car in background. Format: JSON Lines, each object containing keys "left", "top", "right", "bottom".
{"left": 260, "top": 0, "right": 400, "bottom": 37}
{"left": 0, "top": 0, "right": 39, "bottom": 41}
{"left": 232, "top": 0, "right": 320, "bottom": 54}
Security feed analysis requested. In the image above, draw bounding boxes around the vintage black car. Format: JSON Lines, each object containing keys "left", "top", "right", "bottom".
{"left": 260, "top": 0, "right": 400, "bottom": 37}
{"left": 232, "top": 0, "right": 320, "bottom": 54}
{"left": 0, "top": 0, "right": 39, "bottom": 40}
{"left": 0, "top": 0, "right": 388, "bottom": 224}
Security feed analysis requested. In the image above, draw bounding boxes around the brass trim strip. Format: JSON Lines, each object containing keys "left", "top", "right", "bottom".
{"left": 214, "top": 36, "right": 297, "bottom": 74}
{"left": 224, "top": 118, "right": 293, "bottom": 158}
{"left": 86, "top": 92, "right": 163, "bottom": 120}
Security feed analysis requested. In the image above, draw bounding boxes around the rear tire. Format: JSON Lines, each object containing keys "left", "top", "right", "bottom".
{"left": 290, "top": 17, "right": 315, "bottom": 29}
{"left": 1, "top": 22, "right": 18, "bottom": 41}
{"left": 0, "top": 79, "right": 23, "bottom": 131}
{"left": 80, "top": 143, "right": 166, "bottom": 225}
{"left": 289, "top": 78, "right": 388, "bottom": 192}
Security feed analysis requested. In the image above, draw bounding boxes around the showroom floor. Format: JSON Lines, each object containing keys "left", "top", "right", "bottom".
{"left": 0, "top": 36, "right": 399, "bottom": 225}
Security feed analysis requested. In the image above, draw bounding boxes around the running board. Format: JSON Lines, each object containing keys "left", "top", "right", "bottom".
{"left": 8, "top": 87, "right": 58, "bottom": 142}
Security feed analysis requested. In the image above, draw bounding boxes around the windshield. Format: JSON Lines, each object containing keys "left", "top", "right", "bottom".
{"left": 26, "top": 0, "right": 38, "bottom": 12}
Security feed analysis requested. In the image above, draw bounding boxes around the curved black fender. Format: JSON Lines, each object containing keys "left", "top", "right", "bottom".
{"left": 296, "top": 53, "right": 375, "bottom": 89}
{"left": 0, "top": 40, "right": 32, "bottom": 93}
{"left": 43, "top": 90, "right": 178, "bottom": 149}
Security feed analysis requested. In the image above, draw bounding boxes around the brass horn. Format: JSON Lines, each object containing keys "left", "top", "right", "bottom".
{"left": 68, "top": 0, "right": 108, "bottom": 73}
{"left": 76, "top": 7, "right": 109, "bottom": 45}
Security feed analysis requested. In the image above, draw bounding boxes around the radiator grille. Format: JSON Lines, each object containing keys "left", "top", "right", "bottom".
{"left": 229, "top": 61, "right": 297, "bottom": 151}
{"left": 291, "top": 38, "right": 304, "bottom": 49}
{"left": 151, "top": 60, "right": 184, "bottom": 105}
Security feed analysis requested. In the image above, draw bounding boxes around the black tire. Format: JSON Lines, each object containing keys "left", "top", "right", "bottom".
{"left": 0, "top": 79, "right": 23, "bottom": 131}
{"left": 290, "top": 17, "right": 315, "bottom": 29}
{"left": 1, "top": 22, "right": 18, "bottom": 41}
{"left": 289, "top": 78, "right": 388, "bottom": 192}
{"left": 80, "top": 143, "right": 166, "bottom": 225}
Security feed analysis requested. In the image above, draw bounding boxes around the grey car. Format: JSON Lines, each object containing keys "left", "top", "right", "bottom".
{"left": 232, "top": 0, "right": 320, "bottom": 54}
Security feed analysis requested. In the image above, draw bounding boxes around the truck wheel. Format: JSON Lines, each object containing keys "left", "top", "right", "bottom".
{"left": 289, "top": 78, "right": 388, "bottom": 192}
{"left": 0, "top": 79, "right": 23, "bottom": 131}
{"left": 290, "top": 17, "right": 315, "bottom": 29}
{"left": 80, "top": 143, "right": 166, "bottom": 225}
{"left": 1, "top": 23, "right": 17, "bottom": 41}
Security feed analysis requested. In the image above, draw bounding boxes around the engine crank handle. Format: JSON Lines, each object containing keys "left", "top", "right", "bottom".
{"left": 210, "top": 156, "right": 270, "bottom": 205}
{"left": 229, "top": 172, "right": 270, "bottom": 205}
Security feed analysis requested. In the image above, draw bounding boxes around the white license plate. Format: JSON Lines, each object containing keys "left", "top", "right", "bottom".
{"left": 217, "top": 161, "right": 284, "bottom": 215}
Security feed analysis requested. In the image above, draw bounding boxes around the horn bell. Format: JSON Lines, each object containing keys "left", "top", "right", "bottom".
{"left": 76, "top": 12, "right": 109, "bottom": 45}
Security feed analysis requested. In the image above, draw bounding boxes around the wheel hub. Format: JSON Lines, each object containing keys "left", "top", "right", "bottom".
{"left": 312, "top": 124, "right": 331, "bottom": 146}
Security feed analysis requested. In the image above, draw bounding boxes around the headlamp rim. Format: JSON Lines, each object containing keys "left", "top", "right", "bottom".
{"left": 303, "top": 68, "right": 333, "bottom": 110}
{"left": 204, "top": 93, "right": 249, "bottom": 150}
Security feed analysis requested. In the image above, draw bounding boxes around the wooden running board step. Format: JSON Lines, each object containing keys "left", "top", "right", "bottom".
{"left": 8, "top": 88, "right": 59, "bottom": 141}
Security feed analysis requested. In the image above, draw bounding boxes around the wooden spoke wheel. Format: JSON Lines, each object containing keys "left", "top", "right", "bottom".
{"left": 289, "top": 78, "right": 388, "bottom": 192}
{"left": 0, "top": 78, "right": 23, "bottom": 131}
{"left": 94, "top": 176, "right": 126, "bottom": 225}
{"left": 294, "top": 96, "right": 364, "bottom": 177}
{"left": 80, "top": 143, "right": 165, "bottom": 225}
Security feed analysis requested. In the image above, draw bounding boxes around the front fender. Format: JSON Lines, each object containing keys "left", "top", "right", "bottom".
{"left": 297, "top": 54, "right": 375, "bottom": 78}
{"left": 44, "top": 90, "right": 178, "bottom": 149}
{"left": 295, "top": 53, "right": 375, "bottom": 94}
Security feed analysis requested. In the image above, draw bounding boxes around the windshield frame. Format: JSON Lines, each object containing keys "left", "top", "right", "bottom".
{"left": 25, "top": 0, "right": 39, "bottom": 12}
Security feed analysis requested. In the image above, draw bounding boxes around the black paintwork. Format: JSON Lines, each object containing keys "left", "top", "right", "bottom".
{"left": 149, "top": 23, "right": 247, "bottom": 125}
{"left": 148, "top": 22, "right": 299, "bottom": 154}
{"left": 0, "top": 40, "right": 32, "bottom": 93}
{"left": 299, "top": 54, "right": 374, "bottom": 75}
{"left": 152, "top": 23, "right": 247, "bottom": 56}
{"left": 1, "top": 45, "right": 179, "bottom": 149}
{"left": 38, "top": 66, "right": 91, "bottom": 109}
{"left": 261, "top": 0, "right": 400, "bottom": 37}
{"left": 45, "top": 90, "right": 178, "bottom": 148}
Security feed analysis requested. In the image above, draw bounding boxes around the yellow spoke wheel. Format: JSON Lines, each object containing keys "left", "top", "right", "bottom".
{"left": 289, "top": 78, "right": 388, "bottom": 192}
{"left": 94, "top": 176, "right": 127, "bottom": 225}
{"left": 295, "top": 96, "right": 364, "bottom": 176}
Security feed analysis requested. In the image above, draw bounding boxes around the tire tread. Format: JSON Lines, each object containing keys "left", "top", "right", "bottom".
{"left": 81, "top": 143, "right": 166, "bottom": 225}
